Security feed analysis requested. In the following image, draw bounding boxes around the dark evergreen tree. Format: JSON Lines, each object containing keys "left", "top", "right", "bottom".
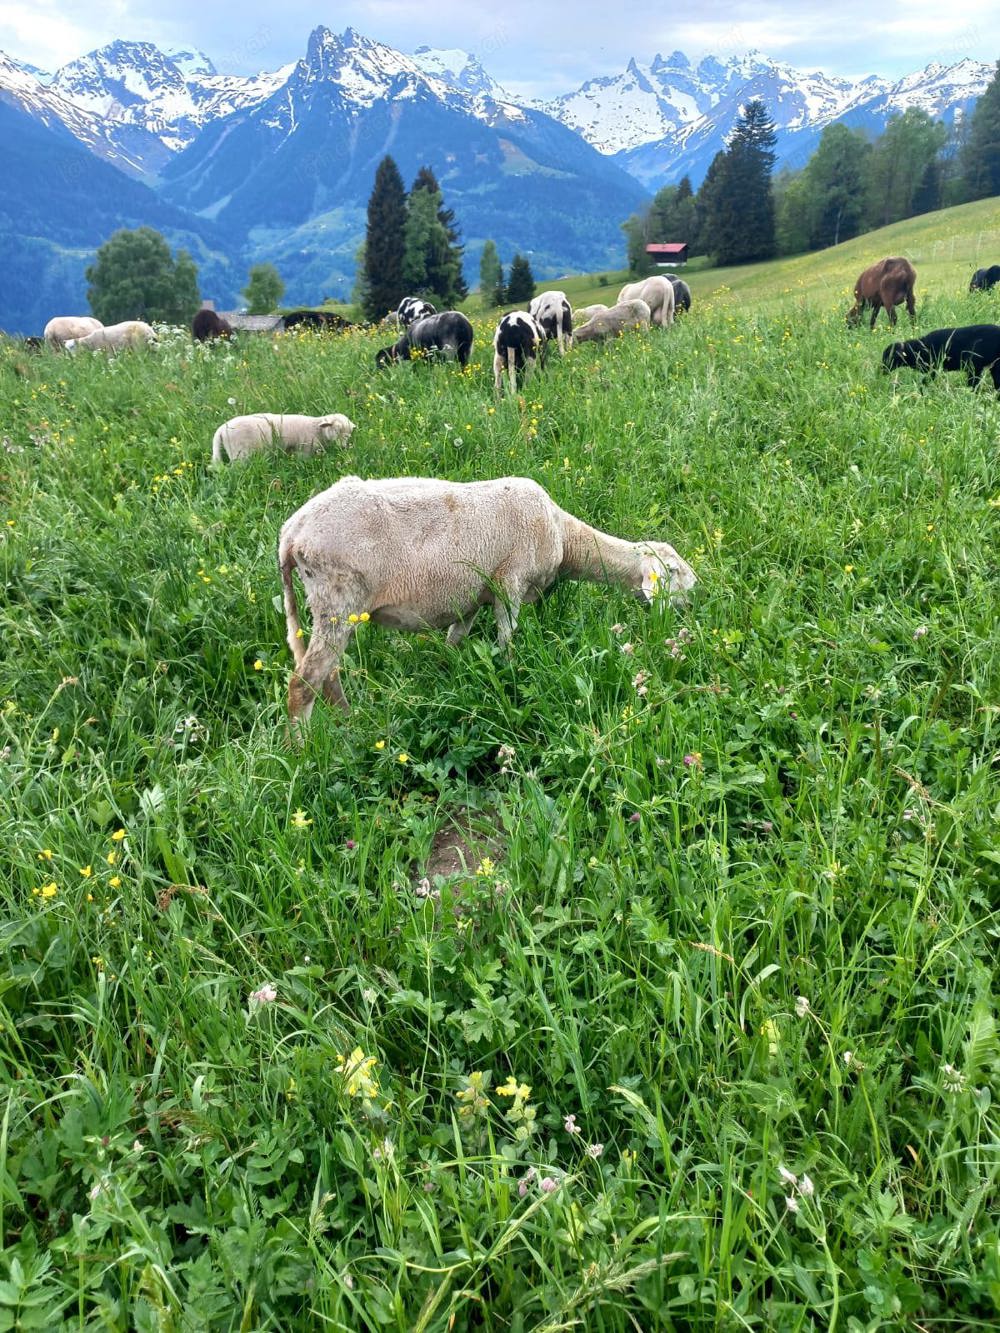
{"left": 362, "top": 156, "right": 407, "bottom": 322}
{"left": 86, "top": 227, "right": 200, "bottom": 324}
{"left": 407, "top": 166, "right": 467, "bottom": 304}
{"left": 710, "top": 99, "right": 777, "bottom": 265}
{"left": 505, "top": 253, "right": 535, "bottom": 304}
{"left": 693, "top": 150, "right": 729, "bottom": 259}
{"left": 959, "top": 60, "right": 1000, "bottom": 200}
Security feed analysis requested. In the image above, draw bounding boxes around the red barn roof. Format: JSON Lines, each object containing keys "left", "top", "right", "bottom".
{"left": 645, "top": 243, "right": 688, "bottom": 255}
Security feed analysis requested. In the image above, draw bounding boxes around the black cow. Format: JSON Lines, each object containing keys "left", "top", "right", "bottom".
{"left": 375, "top": 311, "right": 474, "bottom": 369}
{"left": 882, "top": 324, "right": 1000, "bottom": 391}
{"left": 969, "top": 266, "right": 1000, "bottom": 292}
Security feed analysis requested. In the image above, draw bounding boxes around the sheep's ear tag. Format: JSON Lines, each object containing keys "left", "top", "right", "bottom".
{"left": 640, "top": 560, "right": 662, "bottom": 602}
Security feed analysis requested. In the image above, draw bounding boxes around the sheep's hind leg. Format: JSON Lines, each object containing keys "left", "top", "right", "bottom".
{"left": 446, "top": 612, "right": 478, "bottom": 645}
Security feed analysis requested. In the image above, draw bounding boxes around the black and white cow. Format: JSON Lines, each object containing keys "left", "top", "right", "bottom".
{"left": 882, "top": 324, "right": 1000, "bottom": 392}
{"left": 396, "top": 297, "right": 438, "bottom": 328}
{"left": 969, "top": 266, "right": 1000, "bottom": 293}
{"left": 376, "top": 311, "right": 474, "bottom": 369}
{"left": 528, "top": 290, "right": 573, "bottom": 355}
{"left": 493, "top": 311, "right": 546, "bottom": 394}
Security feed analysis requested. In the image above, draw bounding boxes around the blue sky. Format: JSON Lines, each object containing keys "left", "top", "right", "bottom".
{"left": 3, "top": 0, "right": 998, "bottom": 96}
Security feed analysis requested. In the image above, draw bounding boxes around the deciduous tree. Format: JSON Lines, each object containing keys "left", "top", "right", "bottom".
{"left": 242, "top": 263, "right": 284, "bottom": 314}
{"left": 86, "top": 227, "right": 201, "bottom": 324}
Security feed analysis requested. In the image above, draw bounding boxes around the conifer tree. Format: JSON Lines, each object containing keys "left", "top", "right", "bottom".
{"left": 479, "top": 240, "right": 502, "bottom": 308}
{"left": 505, "top": 253, "right": 535, "bottom": 304}
{"left": 710, "top": 100, "right": 777, "bottom": 265}
{"left": 404, "top": 166, "right": 467, "bottom": 305}
{"left": 362, "top": 156, "right": 407, "bottom": 322}
{"left": 959, "top": 59, "right": 1000, "bottom": 200}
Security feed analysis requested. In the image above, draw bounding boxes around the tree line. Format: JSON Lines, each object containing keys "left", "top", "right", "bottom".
{"left": 359, "top": 154, "right": 535, "bottom": 320}
{"left": 624, "top": 59, "right": 1000, "bottom": 272}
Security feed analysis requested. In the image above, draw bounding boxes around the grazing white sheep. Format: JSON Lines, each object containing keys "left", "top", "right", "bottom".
{"left": 66, "top": 320, "right": 156, "bottom": 351}
{"left": 573, "top": 303, "right": 609, "bottom": 326}
{"left": 212, "top": 413, "right": 356, "bottom": 463}
{"left": 529, "top": 290, "right": 573, "bottom": 354}
{"left": 278, "top": 475, "right": 697, "bottom": 722}
{"left": 574, "top": 300, "right": 651, "bottom": 343}
{"left": 492, "top": 312, "right": 546, "bottom": 395}
{"left": 617, "top": 276, "right": 675, "bottom": 326}
{"left": 44, "top": 316, "right": 102, "bottom": 349}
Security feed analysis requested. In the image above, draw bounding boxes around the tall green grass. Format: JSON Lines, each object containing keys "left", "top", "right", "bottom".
{"left": 1, "top": 274, "right": 998, "bottom": 1330}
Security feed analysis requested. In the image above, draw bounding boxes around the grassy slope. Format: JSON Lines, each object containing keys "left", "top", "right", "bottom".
{"left": 1, "top": 200, "right": 999, "bottom": 1330}
{"left": 484, "top": 197, "right": 1000, "bottom": 314}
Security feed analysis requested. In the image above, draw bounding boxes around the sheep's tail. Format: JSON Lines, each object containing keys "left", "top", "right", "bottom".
{"left": 211, "top": 428, "right": 224, "bottom": 463}
{"left": 279, "top": 537, "right": 306, "bottom": 667}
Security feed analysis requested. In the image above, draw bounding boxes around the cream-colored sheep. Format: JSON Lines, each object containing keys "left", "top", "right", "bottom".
{"left": 212, "top": 413, "right": 356, "bottom": 463}
{"left": 44, "top": 316, "right": 103, "bottom": 348}
{"left": 617, "top": 276, "right": 675, "bottom": 326}
{"left": 66, "top": 321, "right": 156, "bottom": 351}
{"left": 279, "top": 475, "right": 697, "bottom": 722}
{"left": 573, "top": 303, "right": 609, "bottom": 325}
{"left": 574, "top": 299, "right": 651, "bottom": 343}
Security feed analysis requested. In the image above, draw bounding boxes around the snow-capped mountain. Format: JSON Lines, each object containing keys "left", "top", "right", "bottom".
{"left": 0, "top": 48, "right": 169, "bottom": 174}
{"left": 159, "top": 24, "right": 645, "bottom": 281}
{"left": 410, "top": 45, "right": 510, "bottom": 100}
{"left": 48, "top": 40, "right": 292, "bottom": 161}
{"left": 545, "top": 49, "right": 993, "bottom": 189}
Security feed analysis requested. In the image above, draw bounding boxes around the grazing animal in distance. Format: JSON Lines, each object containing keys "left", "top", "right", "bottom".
{"left": 493, "top": 311, "right": 546, "bottom": 394}
{"left": 846, "top": 257, "right": 916, "bottom": 329}
{"left": 574, "top": 300, "right": 651, "bottom": 343}
{"left": 192, "top": 309, "right": 233, "bottom": 341}
{"left": 375, "top": 311, "right": 474, "bottom": 368}
{"left": 396, "top": 297, "right": 437, "bottom": 327}
{"left": 65, "top": 321, "right": 156, "bottom": 351}
{"left": 529, "top": 290, "right": 573, "bottom": 354}
{"left": 617, "top": 276, "right": 675, "bottom": 326}
{"left": 278, "top": 475, "right": 697, "bottom": 722}
{"left": 969, "top": 266, "right": 1000, "bottom": 292}
{"left": 881, "top": 324, "right": 1000, "bottom": 392}
{"left": 44, "top": 315, "right": 102, "bottom": 349}
{"left": 282, "top": 310, "right": 353, "bottom": 331}
{"left": 664, "top": 275, "right": 692, "bottom": 313}
{"left": 212, "top": 413, "right": 356, "bottom": 463}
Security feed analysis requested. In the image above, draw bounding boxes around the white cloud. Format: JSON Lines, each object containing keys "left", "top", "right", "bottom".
{"left": 1, "top": 0, "right": 997, "bottom": 89}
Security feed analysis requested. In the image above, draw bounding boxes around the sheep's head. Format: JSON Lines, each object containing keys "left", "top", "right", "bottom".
{"left": 319, "top": 414, "right": 356, "bottom": 442}
{"left": 845, "top": 304, "right": 862, "bottom": 328}
{"left": 881, "top": 343, "right": 905, "bottom": 372}
{"left": 375, "top": 346, "right": 396, "bottom": 369}
{"left": 636, "top": 543, "right": 698, "bottom": 606}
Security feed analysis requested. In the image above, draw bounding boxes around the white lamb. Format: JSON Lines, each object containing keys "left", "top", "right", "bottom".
{"left": 212, "top": 413, "right": 356, "bottom": 463}
{"left": 44, "top": 316, "right": 103, "bottom": 349}
{"left": 66, "top": 321, "right": 156, "bottom": 351}
{"left": 573, "top": 304, "right": 609, "bottom": 325}
{"left": 617, "top": 276, "right": 675, "bottom": 326}
{"left": 574, "top": 300, "right": 651, "bottom": 343}
{"left": 278, "top": 475, "right": 697, "bottom": 722}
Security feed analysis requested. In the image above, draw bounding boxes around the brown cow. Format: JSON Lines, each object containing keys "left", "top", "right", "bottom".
{"left": 846, "top": 257, "right": 916, "bottom": 330}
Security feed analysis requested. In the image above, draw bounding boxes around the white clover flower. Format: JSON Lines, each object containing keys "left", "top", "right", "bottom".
{"left": 795, "top": 995, "right": 810, "bottom": 1018}
{"left": 940, "top": 1063, "right": 967, "bottom": 1094}
{"left": 785, "top": 1195, "right": 799, "bottom": 1213}
{"left": 586, "top": 1142, "right": 604, "bottom": 1158}
{"left": 778, "top": 1164, "right": 798, "bottom": 1186}
{"left": 799, "top": 1174, "right": 815, "bottom": 1198}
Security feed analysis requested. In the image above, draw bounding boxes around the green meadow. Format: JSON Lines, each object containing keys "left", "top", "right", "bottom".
{"left": 2, "top": 203, "right": 999, "bottom": 1330}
